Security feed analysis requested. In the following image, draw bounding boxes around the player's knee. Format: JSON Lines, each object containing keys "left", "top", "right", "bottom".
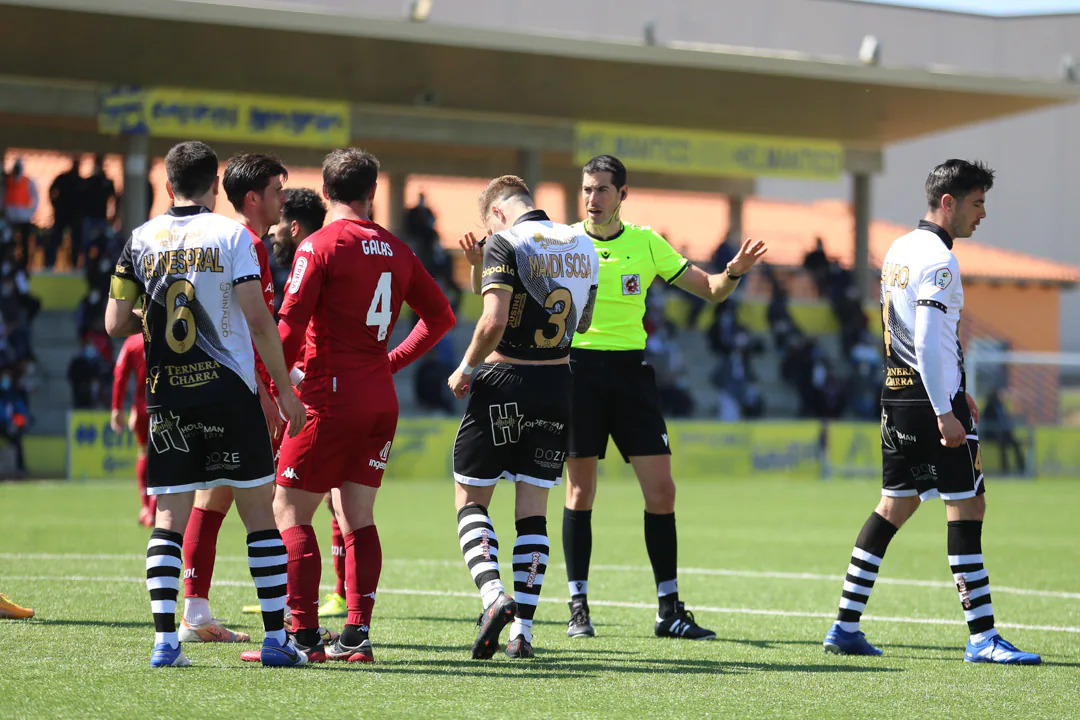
{"left": 643, "top": 477, "right": 676, "bottom": 513}
{"left": 874, "top": 495, "right": 919, "bottom": 527}
{"left": 565, "top": 480, "right": 596, "bottom": 510}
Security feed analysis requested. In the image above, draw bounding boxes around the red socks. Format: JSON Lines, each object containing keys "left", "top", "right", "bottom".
{"left": 183, "top": 508, "right": 225, "bottom": 599}
{"left": 344, "top": 525, "right": 382, "bottom": 628}
{"left": 331, "top": 517, "right": 346, "bottom": 597}
{"left": 281, "top": 525, "right": 321, "bottom": 631}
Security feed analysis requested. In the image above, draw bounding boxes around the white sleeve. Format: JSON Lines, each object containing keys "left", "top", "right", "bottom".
{"left": 914, "top": 304, "right": 952, "bottom": 416}
{"left": 231, "top": 227, "right": 262, "bottom": 285}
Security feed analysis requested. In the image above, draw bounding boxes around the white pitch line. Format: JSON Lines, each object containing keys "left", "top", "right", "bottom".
{"left": 4, "top": 552, "right": 1079, "bottom": 601}
{"left": 3, "top": 574, "right": 1079, "bottom": 635}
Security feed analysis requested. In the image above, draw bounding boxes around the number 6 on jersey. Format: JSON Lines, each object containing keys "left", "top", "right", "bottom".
{"left": 367, "top": 271, "right": 393, "bottom": 341}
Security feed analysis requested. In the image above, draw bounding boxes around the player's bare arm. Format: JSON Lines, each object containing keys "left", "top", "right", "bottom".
{"left": 104, "top": 295, "right": 142, "bottom": 338}
{"left": 448, "top": 288, "right": 510, "bottom": 399}
{"left": 458, "top": 231, "right": 485, "bottom": 294}
{"left": 673, "top": 237, "right": 768, "bottom": 303}
{"left": 577, "top": 284, "right": 598, "bottom": 334}
{"left": 255, "top": 373, "right": 285, "bottom": 443}
{"left": 236, "top": 280, "right": 306, "bottom": 436}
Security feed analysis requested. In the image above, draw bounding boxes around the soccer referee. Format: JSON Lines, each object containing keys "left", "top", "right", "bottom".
{"left": 563, "top": 155, "right": 766, "bottom": 639}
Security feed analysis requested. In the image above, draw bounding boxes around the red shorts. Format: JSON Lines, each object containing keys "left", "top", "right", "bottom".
{"left": 133, "top": 409, "right": 149, "bottom": 447}
{"left": 275, "top": 408, "right": 398, "bottom": 493}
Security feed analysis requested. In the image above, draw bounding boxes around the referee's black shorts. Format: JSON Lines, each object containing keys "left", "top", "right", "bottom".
{"left": 568, "top": 348, "right": 670, "bottom": 462}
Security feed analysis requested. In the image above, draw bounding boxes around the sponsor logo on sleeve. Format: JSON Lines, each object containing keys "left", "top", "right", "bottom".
{"left": 288, "top": 256, "right": 308, "bottom": 294}
{"left": 934, "top": 267, "right": 953, "bottom": 290}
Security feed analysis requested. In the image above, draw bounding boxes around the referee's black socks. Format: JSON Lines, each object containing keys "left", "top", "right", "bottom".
{"left": 644, "top": 511, "right": 679, "bottom": 618}
{"left": 563, "top": 508, "right": 592, "bottom": 600}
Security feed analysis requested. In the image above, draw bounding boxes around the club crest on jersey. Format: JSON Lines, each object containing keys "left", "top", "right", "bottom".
{"left": 934, "top": 268, "right": 953, "bottom": 289}
{"left": 622, "top": 274, "right": 641, "bottom": 295}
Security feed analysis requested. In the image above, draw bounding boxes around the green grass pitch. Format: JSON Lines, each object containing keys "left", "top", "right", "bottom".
{"left": 1, "top": 475, "right": 1078, "bottom": 719}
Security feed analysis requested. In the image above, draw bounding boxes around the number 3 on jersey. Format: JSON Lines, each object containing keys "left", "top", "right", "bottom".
{"left": 367, "top": 272, "right": 393, "bottom": 341}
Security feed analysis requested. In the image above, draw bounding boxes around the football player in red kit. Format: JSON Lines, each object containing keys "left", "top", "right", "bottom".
{"left": 111, "top": 331, "right": 152, "bottom": 526}
{"left": 273, "top": 148, "right": 455, "bottom": 663}
{"left": 179, "top": 153, "right": 288, "bottom": 644}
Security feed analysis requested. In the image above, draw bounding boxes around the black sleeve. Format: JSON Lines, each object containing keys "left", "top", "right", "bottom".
{"left": 480, "top": 233, "right": 518, "bottom": 293}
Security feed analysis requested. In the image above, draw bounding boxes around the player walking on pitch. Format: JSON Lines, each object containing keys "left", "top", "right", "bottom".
{"left": 562, "top": 155, "right": 766, "bottom": 639}
{"left": 112, "top": 331, "right": 153, "bottom": 526}
{"left": 179, "top": 153, "right": 289, "bottom": 645}
{"left": 822, "top": 159, "right": 1040, "bottom": 665}
{"left": 450, "top": 175, "right": 599, "bottom": 659}
{"left": 105, "top": 140, "right": 308, "bottom": 668}
{"left": 272, "top": 148, "right": 455, "bottom": 663}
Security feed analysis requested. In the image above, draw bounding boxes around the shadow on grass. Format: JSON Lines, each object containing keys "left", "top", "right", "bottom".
{"left": 715, "top": 636, "right": 958, "bottom": 653}
{"left": 289, "top": 654, "right": 902, "bottom": 679}
{"left": 398, "top": 615, "right": 630, "bottom": 629}
{"left": 24, "top": 618, "right": 148, "bottom": 629}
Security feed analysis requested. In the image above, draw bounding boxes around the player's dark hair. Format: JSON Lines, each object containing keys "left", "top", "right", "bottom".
{"left": 222, "top": 153, "right": 288, "bottom": 213}
{"left": 477, "top": 175, "right": 533, "bottom": 217}
{"left": 322, "top": 148, "right": 380, "bottom": 205}
{"left": 164, "top": 141, "right": 218, "bottom": 200}
{"left": 925, "top": 159, "right": 995, "bottom": 208}
{"left": 583, "top": 155, "right": 628, "bottom": 190}
{"left": 281, "top": 188, "right": 326, "bottom": 234}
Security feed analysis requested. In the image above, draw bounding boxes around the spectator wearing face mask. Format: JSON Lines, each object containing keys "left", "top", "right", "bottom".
{"left": 68, "top": 341, "right": 107, "bottom": 409}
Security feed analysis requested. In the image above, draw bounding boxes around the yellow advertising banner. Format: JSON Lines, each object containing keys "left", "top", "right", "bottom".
{"left": 99, "top": 85, "right": 350, "bottom": 148}
{"left": 574, "top": 121, "right": 844, "bottom": 180}
{"left": 68, "top": 410, "right": 141, "bottom": 481}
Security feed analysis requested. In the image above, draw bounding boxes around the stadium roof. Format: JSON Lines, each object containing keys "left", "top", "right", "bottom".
{"left": 1, "top": 0, "right": 1079, "bottom": 146}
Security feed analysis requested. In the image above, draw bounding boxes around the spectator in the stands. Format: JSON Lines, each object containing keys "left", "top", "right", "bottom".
{"left": 646, "top": 320, "right": 695, "bottom": 417}
{"left": 68, "top": 339, "right": 108, "bottom": 409}
{"left": 982, "top": 388, "right": 1027, "bottom": 475}
{"left": 414, "top": 335, "right": 457, "bottom": 415}
{"left": 803, "top": 236, "right": 829, "bottom": 295}
{"left": 79, "top": 154, "right": 116, "bottom": 266}
{"left": 0, "top": 366, "right": 29, "bottom": 476}
{"left": 75, "top": 287, "right": 112, "bottom": 365}
{"left": 49, "top": 155, "right": 82, "bottom": 269}
{"left": 3, "top": 159, "right": 39, "bottom": 263}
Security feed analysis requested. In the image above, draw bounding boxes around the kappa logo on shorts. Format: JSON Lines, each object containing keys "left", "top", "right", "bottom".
{"left": 622, "top": 274, "right": 641, "bottom": 295}
{"left": 281, "top": 466, "right": 299, "bottom": 480}
{"left": 369, "top": 441, "right": 392, "bottom": 470}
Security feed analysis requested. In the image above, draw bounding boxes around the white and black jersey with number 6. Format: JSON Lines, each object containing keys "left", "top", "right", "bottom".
{"left": 879, "top": 219, "right": 965, "bottom": 406}
{"left": 111, "top": 206, "right": 262, "bottom": 412}
{"left": 481, "top": 210, "right": 599, "bottom": 360}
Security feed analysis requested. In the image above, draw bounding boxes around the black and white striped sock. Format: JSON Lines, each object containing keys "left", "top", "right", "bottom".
{"left": 948, "top": 520, "right": 998, "bottom": 643}
{"left": 836, "top": 512, "right": 897, "bottom": 632}
{"left": 458, "top": 504, "right": 504, "bottom": 609}
{"left": 146, "top": 528, "right": 183, "bottom": 648}
{"left": 247, "top": 529, "right": 288, "bottom": 645}
{"left": 510, "top": 516, "right": 548, "bottom": 643}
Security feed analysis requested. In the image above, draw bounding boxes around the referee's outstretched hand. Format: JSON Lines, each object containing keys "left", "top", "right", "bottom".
{"left": 728, "top": 238, "right": 769, "bottom": 276}
{"left": 938, "top": 412, "right": 966, "bottom": 448}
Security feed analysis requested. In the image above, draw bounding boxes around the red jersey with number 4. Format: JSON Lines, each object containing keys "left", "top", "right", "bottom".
{"left": 278, "top": 218, "right": 454, "bottom": 412}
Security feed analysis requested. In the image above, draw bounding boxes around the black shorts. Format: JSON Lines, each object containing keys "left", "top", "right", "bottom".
{"left": 568, "top": 349, "right": 670, "bottom": 462}
{"left": 453, "top": 363, "right": 571, "bottom": 490}
{"left": 881, "top": 396, "right": 985, "bottom": 501}
{"left": 146, "top": 391, "right": 275, "bottom": 496}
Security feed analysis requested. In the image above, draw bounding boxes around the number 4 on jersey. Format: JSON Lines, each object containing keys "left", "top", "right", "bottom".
{"left": 367, "top": 271, "right": 393, "bottom": 341}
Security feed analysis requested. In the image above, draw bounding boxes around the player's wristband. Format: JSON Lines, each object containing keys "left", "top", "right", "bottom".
{"left": 289, "top": 367, "right": 305, "bottom": 386}
{"left": 726, "top": 264, "right": 744, "bottom": 280}
{"left": 458, "top": 359, "right": 476, "bottom": 375}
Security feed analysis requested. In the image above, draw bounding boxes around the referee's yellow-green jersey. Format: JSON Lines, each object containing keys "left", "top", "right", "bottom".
{"left": 570, "top": 222, "right": 691, "bottom": 352}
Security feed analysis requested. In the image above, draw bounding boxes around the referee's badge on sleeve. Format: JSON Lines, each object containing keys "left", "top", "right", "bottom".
{"left": 622, "top": 274, "right": 641, "bottom": 295}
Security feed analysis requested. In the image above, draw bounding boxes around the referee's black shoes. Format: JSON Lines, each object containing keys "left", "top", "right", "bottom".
{"left": 654, "top": 602, "right": 716, "bottom": 640}
{"left": 567, "top": 599, "right": 596, "bottom": 638}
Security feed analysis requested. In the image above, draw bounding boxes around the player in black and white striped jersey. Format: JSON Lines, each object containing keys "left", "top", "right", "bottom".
{"left": 822, "top": 159, "right": 1040, "bottom": 665}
